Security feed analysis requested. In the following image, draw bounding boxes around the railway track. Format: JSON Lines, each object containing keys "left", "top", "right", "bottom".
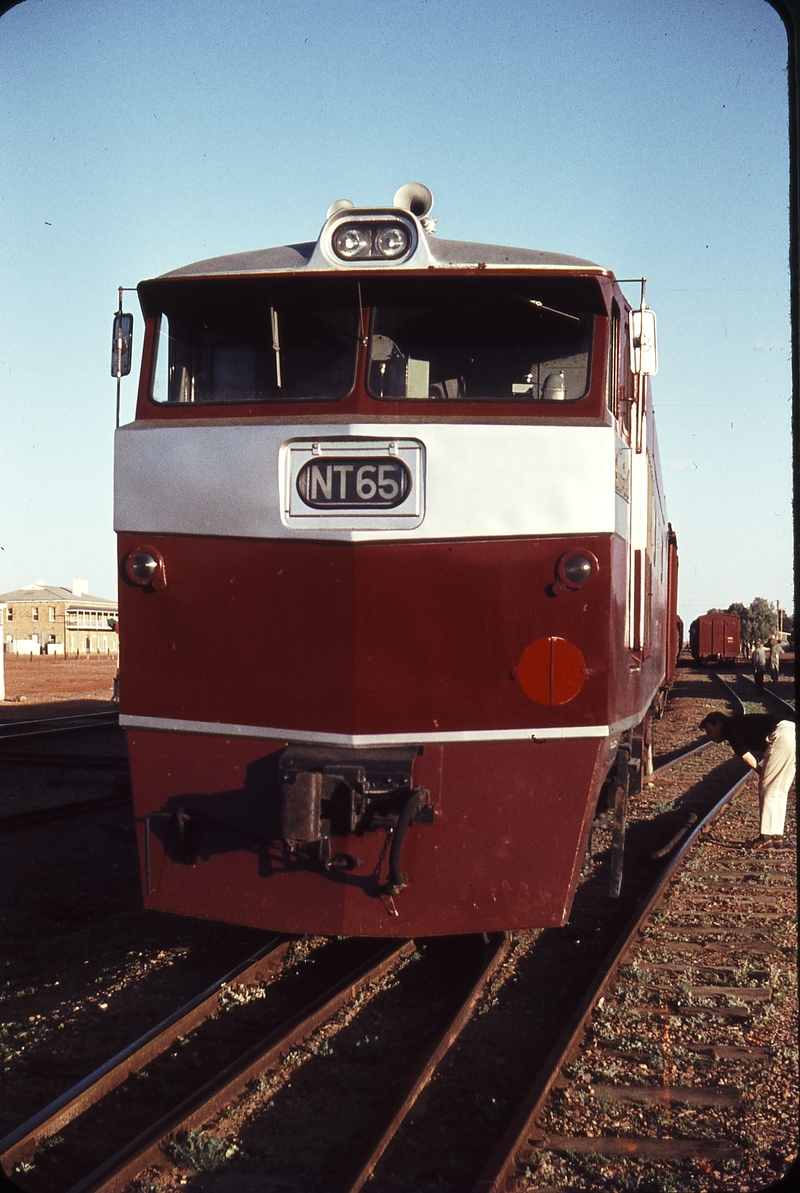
{"left": 1, "top": 934, "right": 505, "bottom": 1193}
{"left": 470, "top": 676, "right": 795, "bottom": 1191}
{"left": 2, "top": 670, "right": 794, "bottom": 1192}
{"left": 732, "top": 672, "right": 796, "bottom": 716}
{"left": 0, "top": 713, "right": 129, "bottom": 832}
{"left": 0, "top": 712, "right": 118, "bottom": 743}
{"left": 4, "top": 672, "right": 786, "bottom": 1193}
{"left": 0, "top": 757, "right": 130, "bottom": 833}
{"left": 473, "top": 767, "right": 794, "bottom": 1191}
{"left": 0, "top": 793, "right": 131, "bottom": 834}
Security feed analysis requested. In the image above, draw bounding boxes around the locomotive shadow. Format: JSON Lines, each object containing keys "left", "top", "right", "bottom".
{"left": 144, "top": 753, "right": 391, "bottom": 897}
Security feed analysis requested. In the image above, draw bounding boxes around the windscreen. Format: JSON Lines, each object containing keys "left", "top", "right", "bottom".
{"left": 364, "top": 278, "right": 597, "bottom": 402}
{"left": 146, "top": 278, "right": 360, "bottom": 404}
{"left": 142, "top": 273, "right": 601, "bottom": 405}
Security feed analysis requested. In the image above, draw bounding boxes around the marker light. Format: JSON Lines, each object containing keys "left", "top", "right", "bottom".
{"left": 130, "top": 553, "right": 158, "bottom": 581}
{"left": 555, "top": 550, "right": 598, "bottom": 591}
{"left": 125, "top": 547, "right": 167, "bottom": 589}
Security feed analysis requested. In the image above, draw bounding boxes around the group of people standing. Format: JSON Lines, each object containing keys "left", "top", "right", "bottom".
{"left": 751, "top": 637, "right": 784, "bottom": 693}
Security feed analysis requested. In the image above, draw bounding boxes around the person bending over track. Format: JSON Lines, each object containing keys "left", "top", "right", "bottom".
{"left": 699, "top": 711, "right": 796, "bottom": 851}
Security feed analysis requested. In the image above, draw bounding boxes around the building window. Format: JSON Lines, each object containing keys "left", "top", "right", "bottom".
{"left": 32, "top": 608, "right": 39, "bottom": 620}
{"left": 49, "top": 607, "right": 55, "bottom": 621}
{"left": 70, "top": 633, "right": 76, "bottom": 652}
{"left": 6, "top": 608, "right": 11, "bottom": 621}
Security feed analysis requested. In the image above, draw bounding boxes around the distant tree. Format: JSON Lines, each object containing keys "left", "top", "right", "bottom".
{"left": 748, "top": 597, "right": 777, "bottom": 645}
{"left": 726, "top": 602, "right": 748, "bottom": 619}
{"left": 725, "top": 601, "right": 751, "bottom": 645}
{"left": 782, "top": 612, "right": 794, "bottom": 635}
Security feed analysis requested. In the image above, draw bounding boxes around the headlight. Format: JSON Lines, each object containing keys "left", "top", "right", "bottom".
{"left": 332, "top": 225, "right": 371, "bottom": 260}
{"left": 556, "top": 550, "right": 598, "bottom": 590}
{"left": 375, "top": 225, "right": 410, "bottom": 259}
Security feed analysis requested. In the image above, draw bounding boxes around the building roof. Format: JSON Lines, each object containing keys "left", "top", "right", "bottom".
{"left": 0, "top": 585, "right": 117, "bottom": 608}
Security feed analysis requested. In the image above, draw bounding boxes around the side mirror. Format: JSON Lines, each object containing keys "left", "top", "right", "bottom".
{"left": 629, "top": 306, "right": 657, "bottom": 376}
{"left": 111, "top": 312, "right": 134, "bottom": 378}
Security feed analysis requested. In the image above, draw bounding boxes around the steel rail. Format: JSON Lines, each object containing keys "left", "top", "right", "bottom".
{"left": 62, "top": 941, "right": 413, "bottom": 1193}
{"left": 0, "top": 936, "right": 292, "bottom": 1172}
{"left": 328, "top": 933, "right": 513, "bottom": 1193}
{"left": 0, "top": 750, "right": 128, "bottom": 771}
{"left": 712, "top": 673, "right": 747, "bottom": 717}
{"left": 0, "top": 793, "right": 131, "bottom": 833}
{"left": 0, "top": 711, "right": 118, "bottom": 742}
{"left": 650, "top": 738, "right": 713, "bottom": 777}
{"left": 470, "top": 764, "right": 756, "bottom": 1193}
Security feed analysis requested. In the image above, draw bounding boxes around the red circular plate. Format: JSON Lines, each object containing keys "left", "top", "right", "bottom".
{"left": 516, "top": 636, "right": 586, "bottom": 705}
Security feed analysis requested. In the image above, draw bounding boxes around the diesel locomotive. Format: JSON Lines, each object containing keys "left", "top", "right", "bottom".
{"left": 113, "top": 183, "right": 679, "bottom": 936}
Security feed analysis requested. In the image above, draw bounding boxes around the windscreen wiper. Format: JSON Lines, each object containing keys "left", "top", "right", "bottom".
{"left": 501, "top": 290, "right": 581, "bottom": 323}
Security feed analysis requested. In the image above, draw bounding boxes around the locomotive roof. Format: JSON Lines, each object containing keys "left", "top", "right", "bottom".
{"left": 159, "top": 237, "right": 604, "bottom": 280}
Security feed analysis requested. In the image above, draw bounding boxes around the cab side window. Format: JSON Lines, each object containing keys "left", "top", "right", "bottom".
{"left": 606, "top": 303, "right": 620, "bottom": 416}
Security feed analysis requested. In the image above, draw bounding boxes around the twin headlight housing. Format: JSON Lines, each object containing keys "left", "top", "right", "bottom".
{"left": 330, "top": 217, "right": 415, "bottom": 264}
{"left": 310, "top": 186, "right": 434, "bottom": 270}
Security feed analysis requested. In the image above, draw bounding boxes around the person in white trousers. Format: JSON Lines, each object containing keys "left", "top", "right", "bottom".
{"left": 699, "top": 711, "right": 796, "bottom": 850}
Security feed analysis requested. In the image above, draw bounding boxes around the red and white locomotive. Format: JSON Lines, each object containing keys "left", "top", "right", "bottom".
{"left": 114, "top": 183, "right": 679, "bottom": 936}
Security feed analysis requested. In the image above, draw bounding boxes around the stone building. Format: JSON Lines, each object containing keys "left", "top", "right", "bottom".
{"left": 0, "top": 580, "right": 118, "bottom": 656}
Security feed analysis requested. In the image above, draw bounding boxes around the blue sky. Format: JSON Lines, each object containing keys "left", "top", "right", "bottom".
{"left": 0, "top": 0, "right": 792, "bottom": 624}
